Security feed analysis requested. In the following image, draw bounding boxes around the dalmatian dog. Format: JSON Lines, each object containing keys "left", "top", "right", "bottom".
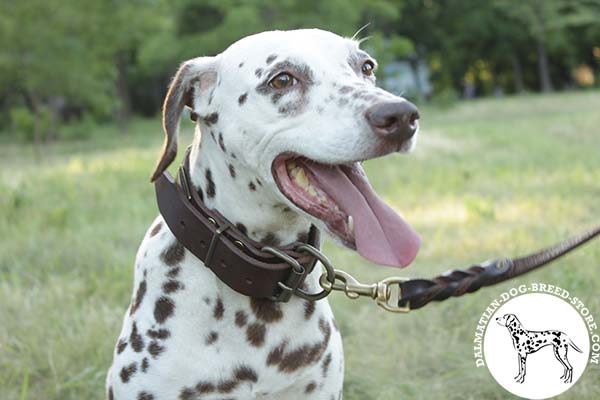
{"left": 106, "top": 29, "right": 421, "bottom": 400}
{"left": 496, "top": 314, "right": 583, "bottom": 384}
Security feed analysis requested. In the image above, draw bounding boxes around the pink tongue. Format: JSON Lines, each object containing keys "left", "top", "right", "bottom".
{"left": 306, "top": 163, "right": 420, "bottom": 268}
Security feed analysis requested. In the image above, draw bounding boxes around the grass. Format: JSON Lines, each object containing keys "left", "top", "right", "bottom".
{"left": 1, "top": 91, "right": 599, "bottom": 399}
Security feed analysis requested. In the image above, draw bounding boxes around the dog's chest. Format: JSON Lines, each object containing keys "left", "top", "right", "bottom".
{"left": 109, "top": 216, "right": 342, "bottom": 399}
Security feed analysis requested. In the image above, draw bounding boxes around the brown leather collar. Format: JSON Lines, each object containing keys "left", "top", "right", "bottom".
{"left": 154, "top": 155, "right": 321, "bottom": 301}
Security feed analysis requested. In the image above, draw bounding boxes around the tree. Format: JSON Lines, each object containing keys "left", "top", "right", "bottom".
{"left": 494, "top": 0, "right": 600, "bottom": 92}
{"left": 93, "top": 0, "right": 167, "bottom": 130}
{"left": 0, "top": 1, "right": 118, "bottom": 142}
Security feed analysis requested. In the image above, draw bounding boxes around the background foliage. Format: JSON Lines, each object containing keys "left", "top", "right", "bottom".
{"left": 1, "top": 0, "right": 600, "bottom": 141}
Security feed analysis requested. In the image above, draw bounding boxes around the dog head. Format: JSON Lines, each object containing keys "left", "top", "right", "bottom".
{"left": 496, "top": 314, "right": 520, "bottom": 327}
{"left": 151, "top": 29, "right": 421, "bottom": 267}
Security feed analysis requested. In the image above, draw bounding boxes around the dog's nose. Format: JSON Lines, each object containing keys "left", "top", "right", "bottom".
{"left": 365, "top": 101, "right": 420, "bottom": 141}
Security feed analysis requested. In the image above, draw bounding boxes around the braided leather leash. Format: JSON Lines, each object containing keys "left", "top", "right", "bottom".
{"left": 397, "top": 224, "right": 600, "bottom": 310}
{"left": 316, "top": 224, "right": 600, "bottom": 312}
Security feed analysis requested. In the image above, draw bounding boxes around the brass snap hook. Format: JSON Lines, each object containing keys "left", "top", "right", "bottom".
{"left": 319, "top": 270, "right": 411, "bottom": 313}
{"left": 375, "top": 277, "right": 411, "bottom": 313}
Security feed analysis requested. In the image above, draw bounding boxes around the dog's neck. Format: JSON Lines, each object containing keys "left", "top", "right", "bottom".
{"left": 506, "top": 321, "right": 522, "bottom": 333}
{"left": 187, "top": 125, "right": 312, "bottom": 247}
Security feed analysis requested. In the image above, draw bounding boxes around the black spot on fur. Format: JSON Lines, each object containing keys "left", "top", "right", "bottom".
{"left": 250, "top": 298, "right": 283, "bottom": 323}
{"left": 228, "top": 164, "right": 236, "bottom": 178}
{"left": 256, "top": 178, "right": 262, "bottom": 186}
{"left": 235, "top": 223, "right": 248, "bottom": 236}
{"left": 179, "top": 388, "right": 195, "bottom": 400}
{"left": 205, "top": 168, "right": 216, "bottom": 198}
{"left": 246, "top": 323, "right": 266, "bottom": 346}
{"left": 141, "top": 357, "right": 150, "bottom": 372}
{"left": 108, "top": 386, "right": 114, "bottom": 400}
{"left": 235, "top": 365, "right": 258, "bottom": 382}
{"left": 213, "top": 297, "right": 224, "bottom": 319}
{"left": 305, "top": 381, "right": 317, "bottom": 393}
{"left": 162, "top": 279, "right": 184, "bottom": 294}
{"left": 260, "top": 232, "right": 280, "bottom": 246}
{"left": 148, "top": 341, "right": 165, "bottom": 358}
{"left": 255, "top": 68, "right": 263, "bottom": 78}
{"left": 166, "top": 266, "right": 180, "bottom": 278}
{"left": 120, "top": 362, "right": 137, "bottom": 383}
{"left": 271, "top": 91, "right": 284, "bottom": 104}
{"left": 197, "top": 186, "right": 204, "bottom": 202}
{"left": 202, "top": 112, "right": 219, "bottom": 126}
{"left": 116, "top": 338, "right": 127, "bottom": 354}
{"left": 130, "top": 279, "right": 147, "bottom": 316}
{"left": 154, "top": 296, "right": 175, "bottom": 324}
{"left": 304, "top": 301, "right": 315, "bottom": 319}
{"left": 160, "top": 241, "right": 185, "bottom": 266}
{"left": 238, "top": 62, "right": 244, "bottom": 68}
{"left": 266, "top": 54, "right": 278, "bottom": 64}
{"left": 196, "top": 382, "right": 215, "bottom": 394}
{"left": 205, "top": 331, "right": 219, "bottom": 345}
{"left": 210, "top": 130, "right": 216, "bottom": 142}
{"left": 266, "top": 318, "right": 331, "bottom": 373}
{"left": 130, "top": 322, "right": 144, "bottom": 352}
{"left": 238, "top": 93, "right": 247, "bottom": 105}
{"left": 235, "top": 310, "right": 248, "bottom": 327}
{"left": 149, "top": 222, "right": 162, "bottom": 237}
{"left": 248, "top": 181, "right": 256, "bottom": 191}
{"left": 217, "top": 379, "right": 238, "bottom": 393}
{"left": 266, "top": 340, "right": 286, "bottom": 365}
{"left": 278, "top": 104, "right": 293, "bottom": 114}
{"left": 147, "top": 328, "right": 170, "bottom": 340}
{"left": 322, "top": 352, "right": 332, "bottom": 377}
{"left": 138, "top": 392, "right": 154, "bottom": 400}
{"left": 218, "top": 132, "right": 226, "bottom": 152}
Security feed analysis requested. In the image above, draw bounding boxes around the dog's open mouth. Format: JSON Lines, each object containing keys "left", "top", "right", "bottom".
{"left": 272, "top": 154, "right": 421, "bottom": 267}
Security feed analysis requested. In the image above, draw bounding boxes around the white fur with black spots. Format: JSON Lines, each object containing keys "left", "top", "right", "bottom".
{"left": 107, "top": 28, "right": 421, "bottom": 400}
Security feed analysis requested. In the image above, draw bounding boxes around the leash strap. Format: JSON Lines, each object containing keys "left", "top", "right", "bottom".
{"left": 397, "top": 225, "right": 600, "bottom": 310}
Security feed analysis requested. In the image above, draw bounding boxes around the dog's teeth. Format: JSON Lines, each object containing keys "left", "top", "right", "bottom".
{"left": 348, "top": 216, "right": 354, "bottom": 233}
{"left": 293, "top": 167, "right": 310, "bottom": 187}
{"left": 289, "top": 166, "right": 300, "bottom": 179}
{"left": 287, "top": 161, "right": 297, "bottom": 170}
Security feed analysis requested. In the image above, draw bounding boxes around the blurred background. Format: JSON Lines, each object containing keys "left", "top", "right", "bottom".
{"left": 1, "top": 1, "right": 599, "bottom": 399}
{"left": 1, "top": 0, "right": 600, "bottom": 140}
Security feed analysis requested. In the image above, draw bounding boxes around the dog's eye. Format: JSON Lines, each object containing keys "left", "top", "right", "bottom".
{"left": 269, "top": 72, "right": 298, "bottom": 89}
{"left": 361, "top": 60, "right": 375, "bottom": 76}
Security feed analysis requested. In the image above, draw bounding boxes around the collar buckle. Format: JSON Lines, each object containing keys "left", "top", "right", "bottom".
{"left": 262, "top": 246, "right": 308, "bottom": 302}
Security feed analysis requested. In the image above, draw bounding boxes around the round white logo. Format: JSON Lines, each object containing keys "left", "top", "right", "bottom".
{"left": 482, "top": 292, "right": 591, "bottom": 399}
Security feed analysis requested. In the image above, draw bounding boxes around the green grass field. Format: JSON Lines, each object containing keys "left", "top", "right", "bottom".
{"left": 1, "top": 91, "right": 599, "bottom": 399}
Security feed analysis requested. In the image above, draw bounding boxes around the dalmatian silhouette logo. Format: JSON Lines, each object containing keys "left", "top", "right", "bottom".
{"left": 495, "top": 313, "right": 583, "bottom": 384}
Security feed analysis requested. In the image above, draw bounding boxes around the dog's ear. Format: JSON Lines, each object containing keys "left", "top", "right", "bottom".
{"left": 150, "top": 56, "right": 218, "bottom": 182}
